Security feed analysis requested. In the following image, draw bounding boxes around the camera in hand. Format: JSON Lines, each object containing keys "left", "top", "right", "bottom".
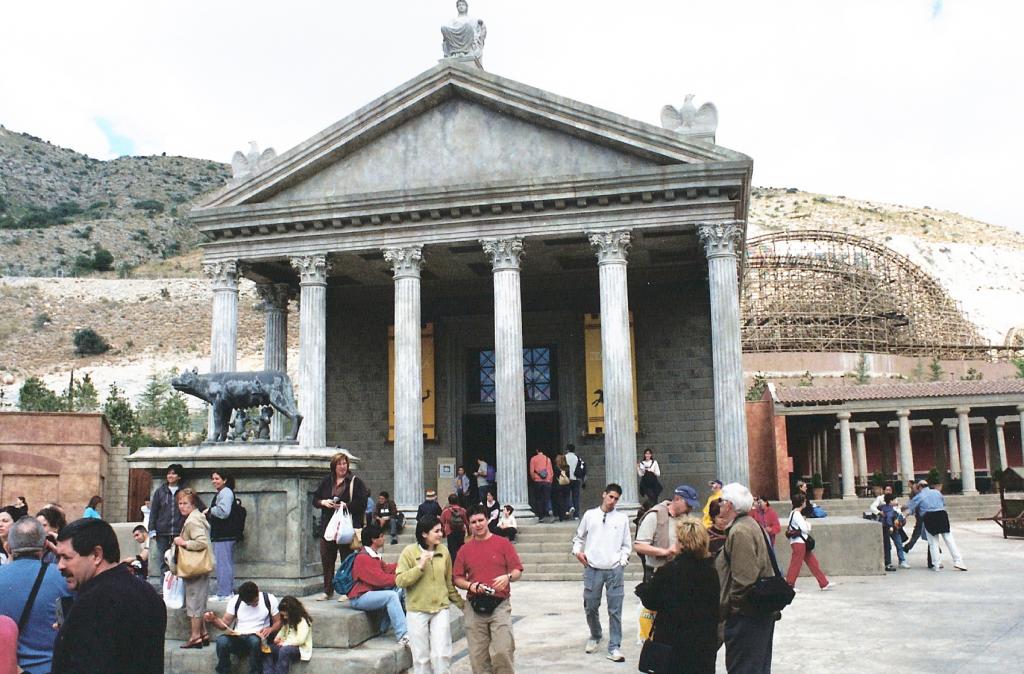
{"left": 480, "top": 584, "right": 496, "bottom": 595}
{"left": 332, "top": 496, "right": 342, "bottom": 504}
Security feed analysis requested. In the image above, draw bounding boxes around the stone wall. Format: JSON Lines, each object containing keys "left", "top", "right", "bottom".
{"left": 103, "top": 444, "right": 131, "bottom": 522}
{"left": 0, "top": 412, "right": 111, "bottom": 520}
{"left": 324, "top": 272, "right": 722, "bottom": 511}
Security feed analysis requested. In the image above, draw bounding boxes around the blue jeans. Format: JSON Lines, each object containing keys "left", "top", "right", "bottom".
{"left": 724, "top": 613, "right": 775, "bottom": 674}
{"left": 883, "top": 527, "right": 907, "bottom": 566}
{"left": 214, "top": 540, "right": 235, "bottom": 597}
{"left": 262, "top": 643, "right": 300, "bottom": 674}
{"left": 570, "top": 480, "right": 582, "bottom": 517}
{"left": 349, "top": 589, "right": 407, "bottom": 639}
{"left": 531, "top": 481, "right": 552, "bottom": 517}
{"left": 583, "top": 565, "right": 624, "bottom": 652}
{"left": 216, "top": 634, "right": 262, "bottom": 674}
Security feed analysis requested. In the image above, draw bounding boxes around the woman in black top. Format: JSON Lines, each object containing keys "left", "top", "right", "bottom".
{"left": 639, "top": 517, "right": 720, "bottom": 674}
{"left": 312, "top": 452, "right": 369, "bottom": 600}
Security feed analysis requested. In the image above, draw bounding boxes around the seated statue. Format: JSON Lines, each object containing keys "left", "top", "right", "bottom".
{"left": 441, "top": 0, "right": 486, "bottom": 60}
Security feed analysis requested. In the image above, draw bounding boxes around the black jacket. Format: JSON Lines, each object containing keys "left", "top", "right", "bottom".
{"left": 148, "top": 483, "right": 205, "bottom": 537}
{"left": 51, "top": 563, "right": 167, "bottom": 673}
{"left": 313, "top": 473, "right": 369, "bottom": 535}
{"left": 416, "top": 499, "right": 443, "bottom": 522}
{"left": 640, "top": 554, "right": 720, "bottom": 674}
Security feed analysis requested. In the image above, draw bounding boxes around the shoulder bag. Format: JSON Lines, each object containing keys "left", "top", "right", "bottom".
{"left": 787, "top": 513, "right": 816, "bottom": 553}
{"left": 177, "top": 544, "right": 215, "bottom": 579}
{"left": 638, "top": 621, "right": 674, "bottom": 673}
{"left": 729, "top": 522, "right": 795, "bottom": 615}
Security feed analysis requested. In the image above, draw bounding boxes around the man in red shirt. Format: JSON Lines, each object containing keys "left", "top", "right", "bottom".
{"left": 453, "top": 505, "right": 523, "bottom": 674}
{"left": 347, "top": 523, "right": 408, "bottom": 645}
{"left": 528, "top": 448, "right": 554, "bottom": 521}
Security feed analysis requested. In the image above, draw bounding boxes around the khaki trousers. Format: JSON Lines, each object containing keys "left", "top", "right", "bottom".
{"left": 462, "top": 600, "right": 514, "bottom": 674}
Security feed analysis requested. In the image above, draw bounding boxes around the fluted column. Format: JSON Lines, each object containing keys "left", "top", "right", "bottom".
{"left": 482, "top": 238, "right": 531, "bottom": 517}
{"left": 995, "top": 418, "right": 1008, "bottom": 475}
{"left": 256, "top": 283, "right": 292, "bottom": 441}
{"left": 384, "top": 246, "right": 424, "bottom": 512}
{"left": 291, "top": 255, "right": 330, "bottom": 449}
{"left": 946, "top": 423, "right": 961, "bottom": 478}
{"left": 854, "top": 426, "right": 868, "bottom": 488}
{"left": 896, "top": 409, "right": 915, "bottom": 487}
{"left": 203, "top": 260, "right": 239, "bottom": 441}
{"left": 956, "top": 407, "right": 977, "bottom": 495}
{"left": 837, "top": 412, "right": 856, "bottom": 499}
{"left": 698, "top": 222, "right": 749, "bottom": 486}
{"left": 589, "top": 230, "right": 639, "bottom": 509}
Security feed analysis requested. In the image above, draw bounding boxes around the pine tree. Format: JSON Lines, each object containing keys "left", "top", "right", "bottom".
{"left": 68, "top": 372, "right": 100, "bottom": 411}
{"left": 18, "top": 377, "right": 62, "bottom": 411}
{"left": 928, "top": 357, "right": 943, "bottom": 382}
{"left": 103, "top": 383, "right": 142, "bottom": 450}
{"left": 137, "top": 372, "right": 169, "bottom": 428}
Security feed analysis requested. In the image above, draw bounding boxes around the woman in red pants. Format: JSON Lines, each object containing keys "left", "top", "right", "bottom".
{"left": 785, "top": 493, "right": 836, "bottom": 591}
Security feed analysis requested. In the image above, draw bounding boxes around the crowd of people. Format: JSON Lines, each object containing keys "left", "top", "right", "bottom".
{"left": 0, "top": 444, "right": 973, "bottom": 674}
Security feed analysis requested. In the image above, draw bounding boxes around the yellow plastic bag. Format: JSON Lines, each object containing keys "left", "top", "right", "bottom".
{"left": 638, "top": 606, "right": 657, "bottom": 642}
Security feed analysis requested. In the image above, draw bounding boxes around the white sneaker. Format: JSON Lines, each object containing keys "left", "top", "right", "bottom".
{"left": 953, "top": 562, "right": 968, "bottom": 571}
{"left": 820, "top": 582, "right": 837, "bottom": 591}
{"left": 314, "top": 592, "right": 330, "bottom": 601}
{"left": 585, "top": 638, "right": 600, "bottom": 654}
{"left": 899, "top": 561, "right": 911, "bottom": 569}
{"left": 606, "top": 649, "right": 625, "bottom": 663}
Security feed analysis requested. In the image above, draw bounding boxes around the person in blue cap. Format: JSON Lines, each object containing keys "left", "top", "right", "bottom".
{"left": 633, "top": 484, "right": 700, "bottom": 582}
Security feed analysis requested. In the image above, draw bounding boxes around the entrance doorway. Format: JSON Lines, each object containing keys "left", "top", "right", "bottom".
{"left": 461, "top": 410, "right": 561, "bottom": 501}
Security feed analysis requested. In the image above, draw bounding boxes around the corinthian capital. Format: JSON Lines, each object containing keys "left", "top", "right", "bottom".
{"left": 202, "top": 260, "right": 239, "bottom": 291}
{"left": 255, "top": 282, "right": 294, "bottom": 312}
{"left": 697, "top": 221, "right": 744, "bottom": 259}
{"left": 383, "top": 246, "right": 424, "bottom": 279}
{"left": 290, "top": 255, "right": 331, "bottom": 285}
{"left": 588, "top": 229, "right": 632, "bottom": 265}
{"left": 481, "top": 237, "right": 524, "bottom": 272}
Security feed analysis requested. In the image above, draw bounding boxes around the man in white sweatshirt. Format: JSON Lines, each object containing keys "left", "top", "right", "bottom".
{"left": 571, "top": 483, "right": 632, "bottom": 663}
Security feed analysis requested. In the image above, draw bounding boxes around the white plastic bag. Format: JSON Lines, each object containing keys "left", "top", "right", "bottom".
{"left": 163, "top": 571, "right": 185, "bottom": 610}
{"left": 323, "top": 504, "right": 355, "bottom": 544}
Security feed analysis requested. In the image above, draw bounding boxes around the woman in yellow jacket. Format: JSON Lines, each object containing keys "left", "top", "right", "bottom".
{"left": 396, "top": 516, "right": 465, "bottom": 674}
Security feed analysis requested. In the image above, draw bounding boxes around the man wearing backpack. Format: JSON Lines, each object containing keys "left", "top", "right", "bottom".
{"left": 441, "top": 494, "right": 468, "bottom": 561}
{"left": 529, "top": 448, "right": 554, "bottom": 522}
{"left": 204, "top": 581, "right": 281, "bottom": 674}
{"left": 565, "top": 445, "right": 584, "bottom": 519}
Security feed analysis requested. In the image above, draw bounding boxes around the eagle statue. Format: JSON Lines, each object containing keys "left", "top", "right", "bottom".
{"left": 660, "top": 94, "right": 719, "bottom": 142}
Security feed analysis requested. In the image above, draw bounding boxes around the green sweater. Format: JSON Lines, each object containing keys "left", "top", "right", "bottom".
{"left": 395, "top": 544, "right": 465, "bottom": 613}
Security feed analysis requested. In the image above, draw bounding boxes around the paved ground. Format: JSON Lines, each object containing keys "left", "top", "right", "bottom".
{"left": 445, "top": 521, "right": 1022, "bottom": 673}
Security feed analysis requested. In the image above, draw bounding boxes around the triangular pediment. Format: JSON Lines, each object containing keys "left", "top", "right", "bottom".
{"left": 201, "top": 63, "right": 749, "bottom": 209}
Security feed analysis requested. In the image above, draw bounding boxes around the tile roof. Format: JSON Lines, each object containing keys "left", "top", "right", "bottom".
{"left": 773, "top": 379, "right": 1024, "bottom": 405}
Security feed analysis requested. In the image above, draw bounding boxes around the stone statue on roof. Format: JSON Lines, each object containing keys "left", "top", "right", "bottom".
{"left": 230, "top": 141, "right": 277, "bottom": 185}
{"left": 441, "top": 0, "right": 486, "bottom": 65}
{"left": 661, "top": 94, "right": 719, "bottom": 142}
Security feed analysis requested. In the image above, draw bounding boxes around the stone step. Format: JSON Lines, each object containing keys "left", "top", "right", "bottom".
{"left": 165, "top": 635, "right": 413, "bottom": 674}
{"left": 525, "top": 571, "right": 643, "bottom": 581}
{"left": 167, "top": 594, "right": 463, "bottom": 649}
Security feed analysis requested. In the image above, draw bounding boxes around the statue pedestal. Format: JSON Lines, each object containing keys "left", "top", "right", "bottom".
{"left": 128, "top": 444, "right": 356, "bottom": 596}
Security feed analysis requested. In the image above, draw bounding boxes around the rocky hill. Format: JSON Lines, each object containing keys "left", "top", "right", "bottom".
{"left": 0, "top": 125, "right": 229, "bottom": 276}
{"left": 0, "top": 128, "right": 1022, "bottom": 407}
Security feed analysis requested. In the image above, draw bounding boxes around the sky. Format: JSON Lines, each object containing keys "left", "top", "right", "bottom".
{"left": 1, "top": 0, "right": 1022, "bottom": 233}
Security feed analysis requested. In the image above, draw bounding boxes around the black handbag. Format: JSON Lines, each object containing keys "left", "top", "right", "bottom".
{"left": 469, "top": 593, "right": 504, "bottom": 615}
{"left": 638, "top": 638, "right": 673, "bottom": 673}
{"left": 742, "top": 524, "right": 795, "bottom": 615}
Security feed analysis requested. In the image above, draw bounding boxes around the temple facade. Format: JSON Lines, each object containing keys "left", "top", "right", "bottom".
{"left": 191, "top": 61, "right": 754, "bottom": 514}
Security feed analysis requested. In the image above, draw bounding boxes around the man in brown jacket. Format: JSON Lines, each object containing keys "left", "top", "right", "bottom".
{"left": 714, "top": 482, "right": 777, "bottom": 673}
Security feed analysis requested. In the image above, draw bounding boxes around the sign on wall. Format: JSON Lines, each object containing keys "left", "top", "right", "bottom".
{"left": 387, "top": 323, "right": 436, "bottom": 441}
{"left": 583, "top": 313, "right": 639, "bottom": 435}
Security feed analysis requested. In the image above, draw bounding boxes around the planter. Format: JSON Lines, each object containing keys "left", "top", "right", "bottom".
{"left": 812, "top": 487, "right": 825, "bottom": 501}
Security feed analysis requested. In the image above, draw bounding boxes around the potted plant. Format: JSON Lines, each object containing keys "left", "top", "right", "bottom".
{"left": 927, "top": 467, "right": 942, "bottom": 492}
{"left": 811, "top": 473, "right": 825, "bottom": 501}
{"left": 870, "top": 470, "right": 886, "bottom": 496}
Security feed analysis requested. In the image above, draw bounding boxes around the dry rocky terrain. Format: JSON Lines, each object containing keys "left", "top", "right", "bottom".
{"left": 1, "top": 129, "right": 1021, "bottom": 407}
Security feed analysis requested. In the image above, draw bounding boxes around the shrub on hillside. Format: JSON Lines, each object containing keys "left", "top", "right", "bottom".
{"left": 132, "top": 199, "right": 165, "bottom": 214}
{"left": 73, "top": 328, "right": 110, "bottom": 356}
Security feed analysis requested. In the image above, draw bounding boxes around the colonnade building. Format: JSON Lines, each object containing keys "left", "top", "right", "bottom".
{"left": 191, "top": 62, "right": 754, "bottom": 513}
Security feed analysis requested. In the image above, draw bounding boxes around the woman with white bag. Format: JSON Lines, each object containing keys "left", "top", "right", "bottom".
{"left": 174, "top": 487, "right": 214, "bottom": 648}
{"left": 312, "top": 452, "right": 369, "bottom": 601}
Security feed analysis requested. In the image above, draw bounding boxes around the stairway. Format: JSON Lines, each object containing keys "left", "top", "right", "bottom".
{"left": 382, "top": 520, "right": 645, "bottom": 582}
{"left": 163, "top": 594, "right": 463, "bottom": 673}
{"left": 805, "top": 493, "right": 1002, "bottom": 521}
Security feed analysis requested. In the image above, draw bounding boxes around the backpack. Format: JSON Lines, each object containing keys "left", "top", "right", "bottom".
{"left": 332, "top": 551, "right": 362, "bottom": 596}
{"left": 449, "top": 507, "right": 465, "bottom": 533}
{"left": 225, "top": 498, "right": 247, "bottom": 540}
{"left": 574, "top": 456, "right": 587, "bottom": 481}
{"left": 486, "top": 465, "right": 496, "bottom": 482}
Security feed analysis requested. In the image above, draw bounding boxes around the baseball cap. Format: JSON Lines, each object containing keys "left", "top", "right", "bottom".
{"left": 708, "top": 479, "right": 723, "bottom": 489}
{"left": 673, "top": 485, "right": 700, "bottom": 510}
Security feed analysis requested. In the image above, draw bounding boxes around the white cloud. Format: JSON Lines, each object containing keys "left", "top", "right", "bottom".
{"left": 2, "top": 0, "right": 1021, "bottom": 231}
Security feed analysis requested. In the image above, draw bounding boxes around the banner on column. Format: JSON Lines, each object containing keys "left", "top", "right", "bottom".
{"left": 387, "top": 323, "right": 436, "bottom": 442}
{"left": 584, "top": 313, "right": 639, "bottom": 436}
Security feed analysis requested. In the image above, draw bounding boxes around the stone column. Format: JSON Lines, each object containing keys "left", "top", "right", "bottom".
{"left": 896, "top": 409, "right": 915, "bottom": 487}
{"left": 291, "top": 255, "right": 330, "bottom": 449}
{"left": 854, "top": 426, "right": 868, "bottom": 488}
{"left": 930, "top": 418, "right": 948, "bottom": 478}
{"left": 837, "top": 412, "right": 856, "bottom": 499}
{"left": 482, "top": 238, "right": 531, "bottom": 517}
{"left": 203, "top": 260, "right": 239, "bottom": 441}
{"left": 946, "top": 423, "right": 961, "bottom": 479}
{"left": 589, "top": 230, "right": 640, "bottom": 508}
{"left": 955, "top": 407, "right": 977, "bottom": 495}
{"left": 698, "top": 222, "right": 749, "bottom": 486}
{"left": 256, "top": 283, "right": 292, "bottom": 441}
{"left": 384, "top": 246, "right": 424, "bottom": 512}
{"left": 995, "top": 418, "right": 1008, "bottom": 475}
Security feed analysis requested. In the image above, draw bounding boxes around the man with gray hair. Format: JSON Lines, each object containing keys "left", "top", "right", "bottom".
{"left": 714, "top": 483, "right": 777, "bottom": 673}
{"left": 0, "top": 517, "right": 72, "bottom": 674}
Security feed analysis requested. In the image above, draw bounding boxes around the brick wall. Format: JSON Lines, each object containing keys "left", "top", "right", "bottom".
{"left": 103, "top": 444, "right": 130, "bottom": 522}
